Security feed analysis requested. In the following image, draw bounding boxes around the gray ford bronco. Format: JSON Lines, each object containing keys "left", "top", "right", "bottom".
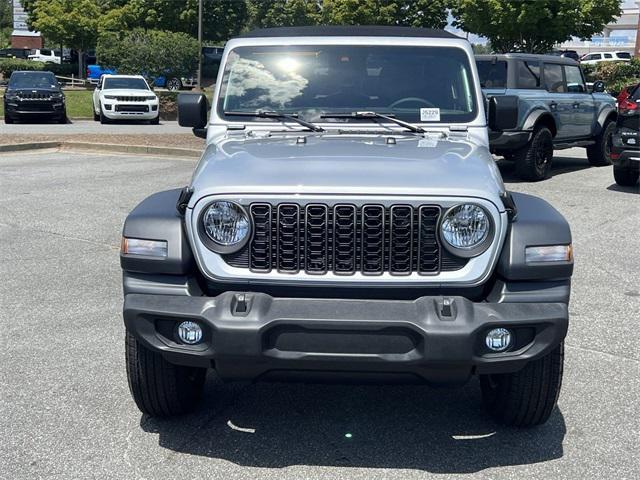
{"left": 476, "top": 53, "right": 617, "bottom": 181}
{"left": 121, "top": 27, "right": 573, "bottom": 427}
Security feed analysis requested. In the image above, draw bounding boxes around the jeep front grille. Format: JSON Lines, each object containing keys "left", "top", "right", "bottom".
{"left": 224, "top": 203, "right": 467, "bottom": 276}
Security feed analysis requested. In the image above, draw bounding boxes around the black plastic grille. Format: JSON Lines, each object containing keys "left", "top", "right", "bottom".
{"left": 116, "top": 96, "right": 149, "bottom": 102}
{"left": 18, "top": 93, "right": 53, "bottom": 100}
{"left": 276, "top": 204, "right": 300, "bottom": 272}
{"left": 220, "top": 202, "right": 471, "bottom": 276}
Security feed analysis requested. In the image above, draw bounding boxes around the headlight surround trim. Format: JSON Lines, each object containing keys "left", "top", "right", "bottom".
{"left": 439, "top": 203, "right": 494, "bottom": 258}
{"left": 197, "top": 200, "right": 252, "bottom": 254}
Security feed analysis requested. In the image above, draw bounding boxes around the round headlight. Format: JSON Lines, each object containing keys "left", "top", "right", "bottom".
{"left": 440, "top": 204, "right": 492, "bottom": 257}
{"left": 201, "top": 201, "right": 250, "bottom": 250}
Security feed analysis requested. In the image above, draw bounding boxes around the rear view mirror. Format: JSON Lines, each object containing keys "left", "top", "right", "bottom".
{"left": 488, "top": 95, "right": 518, "bottom": 131}
{"left": 178, "top": 93, "right": 209, "bottom": 136}
{"left": 592, "top": 80, "right": 605, "bottom": 93}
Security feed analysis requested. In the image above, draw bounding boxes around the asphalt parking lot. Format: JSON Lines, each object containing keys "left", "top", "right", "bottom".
{"left": 1, "top": 148, "right": 638, "bottom": 480}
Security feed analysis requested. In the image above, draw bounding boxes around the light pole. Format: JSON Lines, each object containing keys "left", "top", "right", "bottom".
{"left": 197, "top": 0, "right": 203, "bottom": 91}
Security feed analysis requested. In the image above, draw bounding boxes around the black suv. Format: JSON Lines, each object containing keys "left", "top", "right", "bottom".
{"left": 611, "top": 83, "right": 640, "bottom": 187}
{"left": 3, "top": 71, "right": 67, "bottom": 124}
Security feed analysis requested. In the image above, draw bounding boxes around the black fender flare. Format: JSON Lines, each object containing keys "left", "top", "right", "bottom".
{"left": 594, "top": 106, "right": 617, "bottom": 136}
{"left": 497, "top": 192, "right": 573, "bottom": 281}
{"left": 522, "top": 109, "right": 557, "bottom": 136}
{"left": 120, "top": 189, "right": 195, "bottom": 275}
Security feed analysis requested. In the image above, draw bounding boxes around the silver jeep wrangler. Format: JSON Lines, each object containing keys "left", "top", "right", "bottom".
{"left": 121, "top": 26, "right": 573, "bottom": 427}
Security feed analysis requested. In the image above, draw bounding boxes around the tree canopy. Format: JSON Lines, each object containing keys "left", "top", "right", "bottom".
{"left": 96, "top": 28, "right": 199, "bottom": 79}
{"left": 451, "top": 0, "right": 622, "bottom": 53}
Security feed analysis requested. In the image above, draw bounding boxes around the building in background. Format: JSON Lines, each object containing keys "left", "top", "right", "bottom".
{"left": 559, "top": 1, "right": 639, "bottom": 56}
{"left": 10, "top": 0, "right": 42, "bottom": 49}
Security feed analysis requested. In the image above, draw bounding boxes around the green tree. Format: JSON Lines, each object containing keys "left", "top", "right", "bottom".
{"left": 320, "top": 0, "right": 449, "bottom": 28}
{"left": 96, "top": 28, "right": 198, "bottom": 80}
{"left": 29, "top": 0, "right": 100, "bottom": 77}
{"left": 247, "top": 0, "right": 320, "bottom": 29}
{"left": 0, "top": 0, "right": 12, "bottom": 49}
{"left": 99, "top": 0, "right": 248, "bottom": 43}
{"left": 451, "top": 0, "right": 621, "bottom": 53}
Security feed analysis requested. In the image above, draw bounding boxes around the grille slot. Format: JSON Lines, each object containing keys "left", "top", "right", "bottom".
{"left": 249, "top": 204, "right": 272, "bottom": 272}
{"left": 277, "top": 204, "right": 300, "bottom": 273}
{"left": 334, "top": 205, "right": 357, "bottom": 274}
{"left": 305, "top": 204, "right": 329, "bottom": 274}
{"left": 362, "top": 205, "right": 385, "bottom": 274}
{"left": 418, "top": 206, "right": 441, "bottom": 274}
{"left": 237, "top": 202, "right": 467, "bottom": 275}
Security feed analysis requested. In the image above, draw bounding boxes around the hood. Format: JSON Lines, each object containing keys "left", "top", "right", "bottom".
{"left": 7, "top": 88, "right": 61, "bottom": 95}
{"left": 100, "top": 89, "right": 155, "bottom": 97}
{"left": 190, "top": 134, "right": 506, "bottom": 209}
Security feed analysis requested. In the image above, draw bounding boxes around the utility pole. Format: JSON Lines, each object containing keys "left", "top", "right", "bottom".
{"left": 197, "top": 0, "right": 203, "bottom": 90}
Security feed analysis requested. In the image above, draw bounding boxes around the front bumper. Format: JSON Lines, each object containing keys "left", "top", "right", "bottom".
{"left": 124, "top": 292, "right": 568, "bottom": 385}
{"left": 5, "top": 101, "right": 65, "bottom": 116}
{"left": 101, "top": 101, "right": 159, "bottom": 120}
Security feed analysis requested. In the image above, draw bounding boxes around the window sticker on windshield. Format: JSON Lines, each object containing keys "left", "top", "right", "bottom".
{"left": 420, "top": 108, "right": 440, "bottom": 122}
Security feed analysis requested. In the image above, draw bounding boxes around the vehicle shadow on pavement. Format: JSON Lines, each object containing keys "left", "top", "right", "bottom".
{"left": 606, "top": 183, "right": 639, "bottom": 194}
{"left": 497, "top": 155, "right": 593, "bottom": 183}
{"left": 140, "top": 377, "right": 566, "bottom": 473}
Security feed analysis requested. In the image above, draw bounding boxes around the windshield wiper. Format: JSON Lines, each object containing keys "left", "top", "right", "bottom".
{"left": 320, "top": 111, "right": 425, "bottom": 134}
{"left": 224, "top": 110, "right": 324, "bottom": 132}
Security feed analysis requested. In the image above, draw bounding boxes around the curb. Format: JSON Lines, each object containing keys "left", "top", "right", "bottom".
{"left": 0, "top": 141, "right": 201, "bottom": 158}
{"left": 0, "top": 141, "right": 59, "bottom": 152}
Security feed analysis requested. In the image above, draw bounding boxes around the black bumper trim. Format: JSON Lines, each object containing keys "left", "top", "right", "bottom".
{"left": 124, "top": 292, "right": 568, "bottom": 385}
{"left": 489, "top": 131, "right": 532, "bottom": 153}
{"left": 611, "top": 147, "right": 640, "bottom": 168}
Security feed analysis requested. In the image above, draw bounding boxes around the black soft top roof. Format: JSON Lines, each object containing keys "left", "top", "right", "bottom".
{"left": 475, "top": 53, "right": 579, "bottom": 66}
{"left": 238, "top": 25, "right": 460, "bottom": 40}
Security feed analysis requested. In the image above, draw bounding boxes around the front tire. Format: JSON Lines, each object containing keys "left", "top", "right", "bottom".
{"left": 125, "top": 332, "right": 206, "bottom": 417}
{"left": 587, "top": 120, "right": 615, "bottom": 166}
{"left": 514, "top": 126, "right": 554, "bottom": 181}
{"left": 99, "top": 106, "right": 109, "bottom": 124}
{"left": 480, "top": 343, "right": 564, "bottom": 427}
{"left": 4, "top": 114, "right": 14, "bottom": 124}
{"left": 613, "top": 166, "right": 639, "bottom": 186}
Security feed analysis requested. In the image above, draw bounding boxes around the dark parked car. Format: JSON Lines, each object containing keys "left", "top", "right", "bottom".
{"left": 0, "top": 48, "right": 30, "bottom": 59}
{"left": 476, "top": 53, "right": 617, "bottom": 181}
{"left": 3, "top": 71, "right": 67, "bottom": 124}
{"left": 611, "top": 83, "right": 639, "bottom": 186}
{"left": 549, "top": 50, "right": 580, "bottom": 62}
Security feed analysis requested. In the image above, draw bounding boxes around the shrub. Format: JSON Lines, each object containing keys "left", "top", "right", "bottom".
{"left": 0, "top": 59, "right": 45, "bottom": 78}
{"left": 588, "top": 58, "right": 640, "bottom": 95}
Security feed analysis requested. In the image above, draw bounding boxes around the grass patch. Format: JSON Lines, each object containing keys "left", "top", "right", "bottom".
{"left": 0, "top": 89, "right": 95, "bottom": 118}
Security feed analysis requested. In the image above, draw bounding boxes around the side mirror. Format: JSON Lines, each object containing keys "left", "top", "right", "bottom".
{"left": 488, "top": 95, "right": 518, "bottom": 131}
{"left": 592, "top": 80, "right": 605, "bottom": 93}
{"left": 178, "top": 93, "right": 209, "bottom": 137}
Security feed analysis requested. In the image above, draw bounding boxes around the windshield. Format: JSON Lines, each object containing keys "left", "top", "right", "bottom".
{"left": 218, "top": 45, "right": 478, "bottom": 124}
{"left": 103, "top": 77, "right": 149, "bottom": 90}
{"left": 9, "top": 72, "right": 58, "bottom": 90}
